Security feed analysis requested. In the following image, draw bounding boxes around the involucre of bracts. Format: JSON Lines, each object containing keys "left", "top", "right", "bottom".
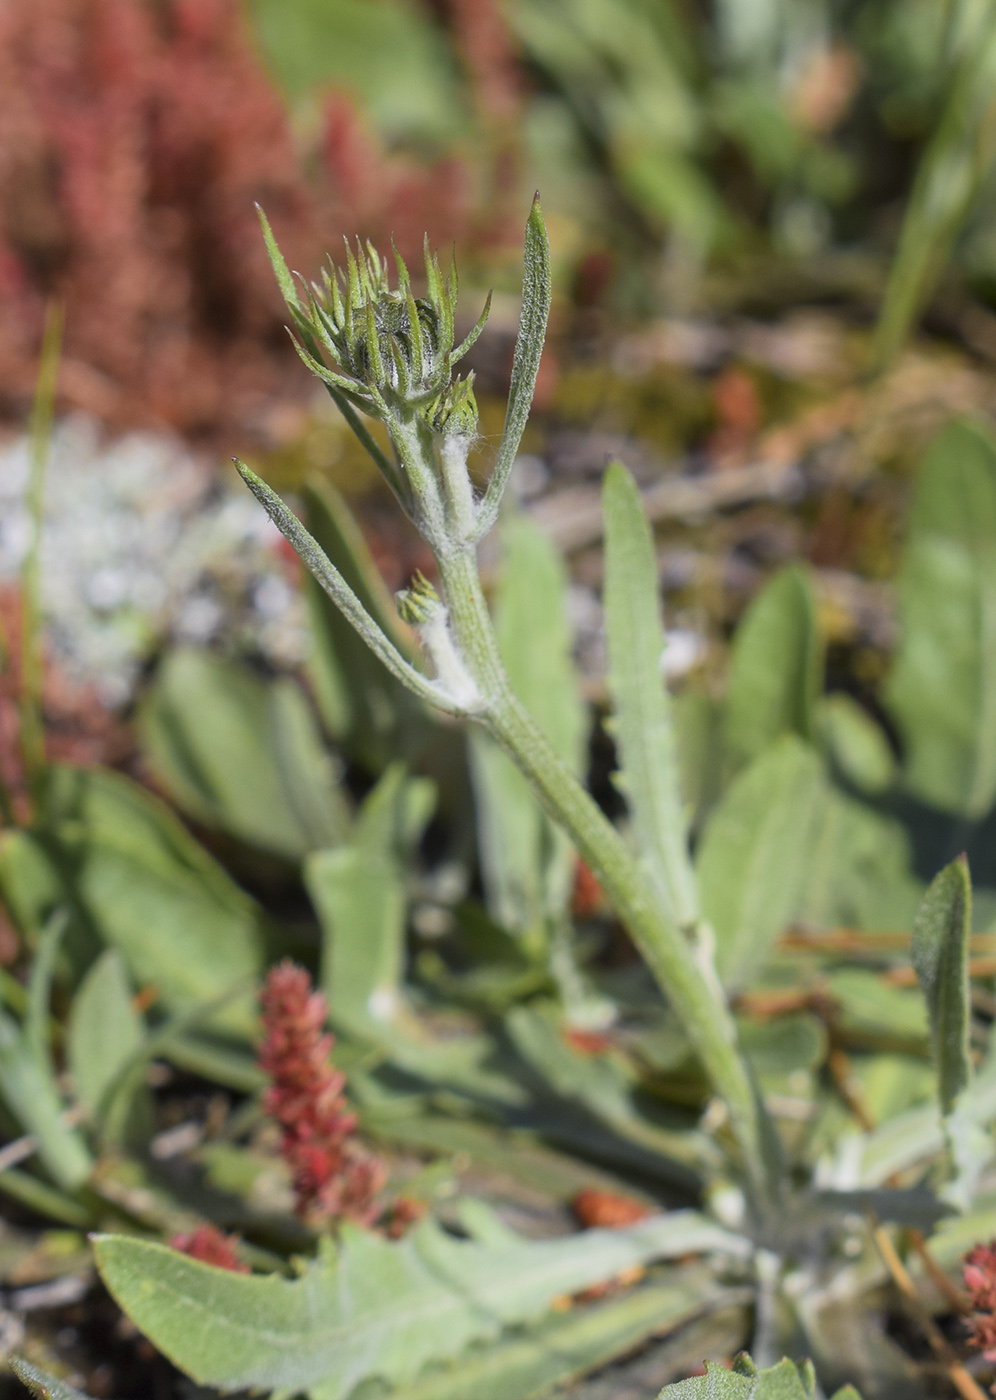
{"left": 288, "top": 232, "right": 491, "bottom": 427}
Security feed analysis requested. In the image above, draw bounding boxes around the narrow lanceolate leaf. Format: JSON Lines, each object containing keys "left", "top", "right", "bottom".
{"left": 912, "top": 854, "right": 972, "bottom": 1116}
{"left": 94, "top": 1206, "right": 748, "bottom": 1400}
{"left": 256, "top": 204, "right": 300, "bottom": 311}
{"left": 475, "top": 197, "right": 552, "bottom": 539}
{"left": 603, "top": 461, "right": 697, "bottom": 929}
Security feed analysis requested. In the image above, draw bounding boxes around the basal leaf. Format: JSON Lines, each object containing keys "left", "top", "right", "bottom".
{"left": 602, "top": 460, "right": 697, "bottom": 928}
{"left": 911, "top": 854, "right": 972, "bottom": 1115}
{"left": 95, "top": 1206, "right": 745, "bottom": 1400}
{"left": 886, "top": 419, "right": 996, "bottom": 817}
{"left": 697, "top": 737, "right": 824, "bottom": 992}
{"left": 724, "top": 566, "right": 822, "bottom": 772}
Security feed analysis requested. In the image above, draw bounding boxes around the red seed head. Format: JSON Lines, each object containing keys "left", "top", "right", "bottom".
{"left": 258, "top": 960, "right": 385, "bottom": 1226}
{"left": 170, "top": 1224, "right": 249, "bottom": 1273}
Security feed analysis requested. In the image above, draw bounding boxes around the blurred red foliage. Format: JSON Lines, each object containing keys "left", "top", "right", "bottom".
{"left": 320, "top": 93, "right": 471, "bottom": 269}
{"left": 169, "top": 1224, "right": 250, "bottom": 1273}
{"left": 0, "top": 0, "right": 527, "bottom": 442}
{"left": 0, "top": 0, "right": 319, "bottom": 438}
{"left": 259, "top": 960, "right": 386, "bottom": 1227}
{"left": 572, "top": 1189, "right": 653, "bottom": 1229}
{"left": 964, "top": 1241, "right": 996, "bottom": 1361}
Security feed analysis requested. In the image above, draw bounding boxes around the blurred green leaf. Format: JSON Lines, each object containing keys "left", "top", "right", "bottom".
{"left": 794, "top": 788, "right": 923, "bottom": 934}
{"left": 67, "top": 950, "right": 142, "bottom": 1119}
{"left": 738, "top": 1014, "right": 825, "bottom": 1081}
{"left": 911, "top": 854, "right": 972, "bottom": 1115}
{"left": 674, "top": 691, "right": 725, "bottom": 832}
{"left": 697, "top": 737, "right": 824, "bottom": 992}
{"left": 816, "top": 694, "right": 897, "bottom": 796}
{"left": 826, "top": 968, "right": 928, "bottom": 1043}
{"left": 310, "top": 843, "right": 405, "bottom": 1032}
{"left": 395, "top": 1275, "right": 722, "bottom": 1400}
{"left": 0, "top": 943, "right": 92, "bottom": 1193}
{"left": 723, "top": 566, "right": 822, "bottom": 772}
{"left": 0, "top": 767, "right": 262, "bottom": 1034}
{"left": 308, "top": 764, "right": 434, "bottom": 1034}
{"left": 603, "top": 460, "right": 697, "bottom": 927}
{"left": 873, "top": 6, "right": 996, "bottom": 367}
{"left": 505, "top": 1002, "right": 707, "bottom": 1167}
{"left": 142, "top": 647, "right": 348, "bottom": 860}
{"left": 247, "top": 0, "right": 465, "bottom": 142}
{"left": 886, "top": 419, "right": 996, "bottom": 818}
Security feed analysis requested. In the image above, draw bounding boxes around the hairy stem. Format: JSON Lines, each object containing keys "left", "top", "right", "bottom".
{"left": 435, "top": 544, "right": 770, "bottom": 1203}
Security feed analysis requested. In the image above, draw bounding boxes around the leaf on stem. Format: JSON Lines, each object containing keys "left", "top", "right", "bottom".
{"left": 475, "top": 197, "right": 552, "bottom": 538}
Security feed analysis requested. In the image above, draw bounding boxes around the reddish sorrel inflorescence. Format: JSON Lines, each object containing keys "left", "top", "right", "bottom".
{"left": 258, "top": 960, "right": 385, "bottom": 1226}
{"left": 965, "top": 1242, "right": 996, "bottom": 1368}
{"left": 170, "top": 1224, "right": 249, "bottom": 1273}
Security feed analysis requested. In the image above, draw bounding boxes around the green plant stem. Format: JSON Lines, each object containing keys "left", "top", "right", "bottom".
{"left": 435, "top": 543, "right": 770, "bottom": 1204}
{"left": 20, "top": 305, "right": 63, "bottom": 802}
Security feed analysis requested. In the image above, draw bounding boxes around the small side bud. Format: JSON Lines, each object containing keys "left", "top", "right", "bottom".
{"left": 397, "top": 571, "right": 442, "bottom": 626}
{"left": 425, "top": 374, "right": 478, "bottom": 438}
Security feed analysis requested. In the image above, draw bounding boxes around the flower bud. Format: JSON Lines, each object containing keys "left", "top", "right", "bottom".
{"left": 288, "top": 235, "right": 491, "bottom": 424}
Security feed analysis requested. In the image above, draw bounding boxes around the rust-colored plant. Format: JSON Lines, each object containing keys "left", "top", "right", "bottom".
{"left": 169, "top": 1224, "right": 249, "bottom": 1273}
{"left": 0, "top": 0, "right": 317, "bottom": 437}
{"left": 965, "top": 1241, "right": 996, "bottom": 1363}
{"left": 258, "top": 960, "right": 385, "bottom": 1226}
